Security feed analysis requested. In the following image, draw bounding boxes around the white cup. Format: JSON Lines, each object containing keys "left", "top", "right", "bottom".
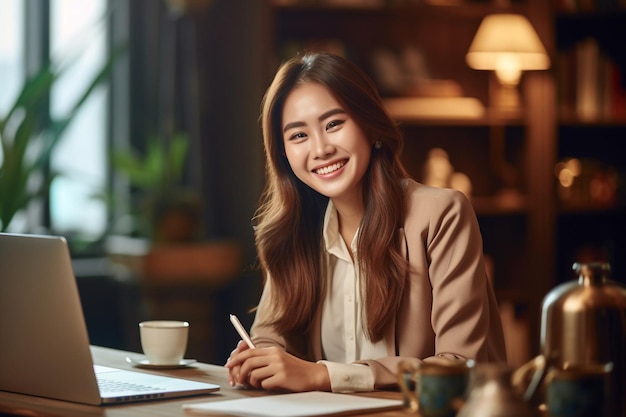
{"left": 139, "top": 320, "right": 189, "bottom": 365}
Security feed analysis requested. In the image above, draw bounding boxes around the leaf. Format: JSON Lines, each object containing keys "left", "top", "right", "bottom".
{"left": 168, "top": 132, "right": 189, "bottom": 181}
{"left": 109, "top": 132, "right": 190, "bottom": 203}
{"left": 0, "top": 44, "right": 127, "bottom": 232}
{"left": 0, "top": 66, "right": 55, "bottom": 132}
{"left": 145, "top": 136, "right": 166, "bottom": 191}
{"left": 112, "top": 150, "right": 150, "bottom": 187}
{"left": 51, "top": 44, "right": 127, "bottom": 143}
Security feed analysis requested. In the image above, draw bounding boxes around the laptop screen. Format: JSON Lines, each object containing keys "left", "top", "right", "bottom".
{"left": 0, "top": 233, "right": 219, "bottom": 405}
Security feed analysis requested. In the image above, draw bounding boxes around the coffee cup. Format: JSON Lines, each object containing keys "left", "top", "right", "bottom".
{"left": 546, "top": 362, "right": 613, "bottom": 417}
{"left": 139, "top": 320, "right": 189, "bottom": 365}
{"left": 397, "top": 358, "right": 474, "bottom": 417}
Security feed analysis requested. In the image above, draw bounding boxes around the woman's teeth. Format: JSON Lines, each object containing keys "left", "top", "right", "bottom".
{"left": 315, "top": 161, "right": 345, "bottom": 175}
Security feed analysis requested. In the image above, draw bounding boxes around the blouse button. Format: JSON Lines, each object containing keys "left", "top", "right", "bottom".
{"left": 342, "top": 375, "right": 350, "bottom": 382}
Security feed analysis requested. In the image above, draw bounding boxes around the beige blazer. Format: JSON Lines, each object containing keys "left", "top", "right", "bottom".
{"left": 251, "top": 179, "right": 507, "bottom": 389}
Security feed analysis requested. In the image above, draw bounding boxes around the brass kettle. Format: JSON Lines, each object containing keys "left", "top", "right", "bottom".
{"left": 516, "top": 262, "right": 626, "bottom": 416}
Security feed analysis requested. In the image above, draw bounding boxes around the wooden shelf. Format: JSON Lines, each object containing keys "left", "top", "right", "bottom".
{"left": 472, "top": 194, "right": 528, "bottom": 216}
{"left": 558, "top": 113, "right": 626, "bottom": 127}
{"left": 393, "top": 110, "right": 525, "bottom": 127}
{"left": 557, "top": 203, "right": 626, "bottom": 215}
{"left": 271, "top": 1, "right": 527, "bottom": 16}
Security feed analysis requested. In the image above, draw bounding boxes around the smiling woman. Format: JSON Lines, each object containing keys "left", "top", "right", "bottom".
{"left": 224, "top": 52, "right": 507, "bottom": 394}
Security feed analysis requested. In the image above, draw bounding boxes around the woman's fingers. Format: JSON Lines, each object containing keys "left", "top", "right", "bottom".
{"left": 225, "top": 347, "right": 277, "bottom": 387}
{"left": 225, "top": 340, "right": 252, "bottom": 387}
{"left": 225, "top": 347, "right": 330, "bottom": 392}
{"left": 237, "top": 352, "right": 276, "bottom": 387}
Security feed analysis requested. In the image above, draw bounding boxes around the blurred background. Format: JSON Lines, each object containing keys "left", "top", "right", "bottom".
{"left": 1, "top": 0, "right": 625, "bottom": 367}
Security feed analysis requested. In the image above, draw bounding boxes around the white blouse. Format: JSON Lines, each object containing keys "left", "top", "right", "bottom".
{"left": 318, "top": 201, "right": 387, "bottom": 392}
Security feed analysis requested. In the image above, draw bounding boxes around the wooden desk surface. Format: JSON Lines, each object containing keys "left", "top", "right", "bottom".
{"left": 0, "top": 346, "right": 406, "bottom": 417}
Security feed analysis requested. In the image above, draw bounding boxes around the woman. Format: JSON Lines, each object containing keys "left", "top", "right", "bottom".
{"left": 225, "top": 52, "right": 506, "bottom": 393}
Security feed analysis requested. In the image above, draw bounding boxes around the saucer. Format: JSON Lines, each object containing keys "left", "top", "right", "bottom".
{"left": 125, "top": 356, "right": 197, "bottom": 369}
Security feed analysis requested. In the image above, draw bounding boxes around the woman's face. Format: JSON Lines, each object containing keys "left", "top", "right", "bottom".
{"left": 281, "top": 82, "right": 371, "bottom": 206}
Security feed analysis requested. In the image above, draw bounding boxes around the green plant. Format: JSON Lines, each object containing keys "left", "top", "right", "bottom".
{"left": 111, "top": 132, "right": 204, "bottom": 242}
{"left": 113, "top": 132, "right": 189, "bottom": 197}
{"left": 0, "top": 57, "right": 118, "bottom": 232}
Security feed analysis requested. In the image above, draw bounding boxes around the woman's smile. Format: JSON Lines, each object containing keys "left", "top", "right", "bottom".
{"left": 313, "top": 159, "right": 348, "bottom": 176}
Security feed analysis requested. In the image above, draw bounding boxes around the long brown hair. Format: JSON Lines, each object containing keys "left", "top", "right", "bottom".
{"left": 254, "top": 52, "right": 409, "bottom": 342}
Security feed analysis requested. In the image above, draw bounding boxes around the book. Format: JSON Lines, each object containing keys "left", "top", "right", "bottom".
{"left": 182, "top": 391, "right": 403, "bottom": 417}
{"left": 576, "top": 37, "right": 600, "bottom": 120}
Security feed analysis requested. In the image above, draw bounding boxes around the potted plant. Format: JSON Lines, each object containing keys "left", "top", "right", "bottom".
{"left": 108, "top": 132, "right": 242, "bottom": 292}
{"left": 110, "top": 131, "right": 204, "bottom": 243}
{"left": 0, "top": 50, "right": 122, "bottom": 233}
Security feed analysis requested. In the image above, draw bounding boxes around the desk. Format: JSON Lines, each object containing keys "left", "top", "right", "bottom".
{"left": 0, "top": 346, "right": 406, "bottom": 417}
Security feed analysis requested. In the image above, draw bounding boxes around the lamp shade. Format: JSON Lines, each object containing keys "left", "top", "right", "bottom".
{"left": 466, "top": 13, "right": 550, "bottom": 75}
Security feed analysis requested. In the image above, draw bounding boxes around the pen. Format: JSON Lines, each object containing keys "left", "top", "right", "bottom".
{"left": 229, "top": 314, "right": 256, "bottom": 349}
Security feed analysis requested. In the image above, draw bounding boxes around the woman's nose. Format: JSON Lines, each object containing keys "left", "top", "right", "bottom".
{"left": 311, "top": 134, "right": 334, "bottom": 159}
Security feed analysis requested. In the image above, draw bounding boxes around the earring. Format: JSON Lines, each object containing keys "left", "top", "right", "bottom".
{"left": 374, "top": 140, "right": 382, "bottom": 149}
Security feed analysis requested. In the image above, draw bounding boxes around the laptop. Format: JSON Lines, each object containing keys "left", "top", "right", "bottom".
{"left": 0, "top": 232, "right": 220, "bottom": 405}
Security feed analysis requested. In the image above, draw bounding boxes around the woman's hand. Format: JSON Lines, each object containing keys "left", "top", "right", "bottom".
{"left": 226, "top": 340, "right": 250, "bottom": 388}
{"left": 225, "top": 344, "right": 331, "bottom": 392}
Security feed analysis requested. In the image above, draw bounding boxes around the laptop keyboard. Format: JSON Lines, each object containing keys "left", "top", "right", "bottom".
{"left": 97, "top": 377, "right": 162, "bottom": 393}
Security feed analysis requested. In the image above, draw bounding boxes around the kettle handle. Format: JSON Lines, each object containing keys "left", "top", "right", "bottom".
{"left": 511, "top": 354, "right": 546, "bottom": 403}
{"left": 397, "top": 361, "right": 420, "bottom": 413}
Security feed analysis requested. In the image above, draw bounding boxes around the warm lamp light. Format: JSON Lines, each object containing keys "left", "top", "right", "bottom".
{"left": 466, "top": 13, "right": 550, "bottom": 110}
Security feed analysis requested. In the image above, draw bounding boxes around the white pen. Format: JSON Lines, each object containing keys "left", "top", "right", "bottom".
{"left": 229, "top": 314, "right": 256, "bottom": 349}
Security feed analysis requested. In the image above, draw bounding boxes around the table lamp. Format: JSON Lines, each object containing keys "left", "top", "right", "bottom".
{"left": 466, "top": 13, "right": 550, "bottom": 112}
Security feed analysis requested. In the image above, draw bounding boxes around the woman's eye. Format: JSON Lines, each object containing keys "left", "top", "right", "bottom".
{"left": 326, "top": 119, "right": 344, "bottom": 130}
{"left": 288, "top": 132, "right": 307, "bottom": 141}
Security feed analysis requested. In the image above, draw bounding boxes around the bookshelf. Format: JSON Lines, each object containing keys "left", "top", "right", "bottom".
{"left": 553, "top": 2, "right": 626, "bottom": 285}
{"left": 264, "top": 0, "right": 626, "bottom": 362}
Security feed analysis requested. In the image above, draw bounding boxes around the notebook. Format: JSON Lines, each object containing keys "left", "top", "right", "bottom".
{"left": 182, "top": 391, "right": 403, "bottom": 416}
{"left": 0, "top": 232, "right": 220, "bottom": 405}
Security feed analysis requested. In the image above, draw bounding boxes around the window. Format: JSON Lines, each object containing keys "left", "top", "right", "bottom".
{"left": 50, "top": 0, "right": 108, "bottom": 239}
{"left": 0, "top": 0, "right": 25, "bottom": 232}
{"left": 0, "top": 0, "right": 23, "bottom": 115}
{"left": 0, "top": 0, "right": 110, "bottom": 240}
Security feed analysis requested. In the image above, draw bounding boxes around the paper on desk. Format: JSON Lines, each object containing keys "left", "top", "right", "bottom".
{"left": 182, "top": 391, "right": 403, "bottom": 416}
